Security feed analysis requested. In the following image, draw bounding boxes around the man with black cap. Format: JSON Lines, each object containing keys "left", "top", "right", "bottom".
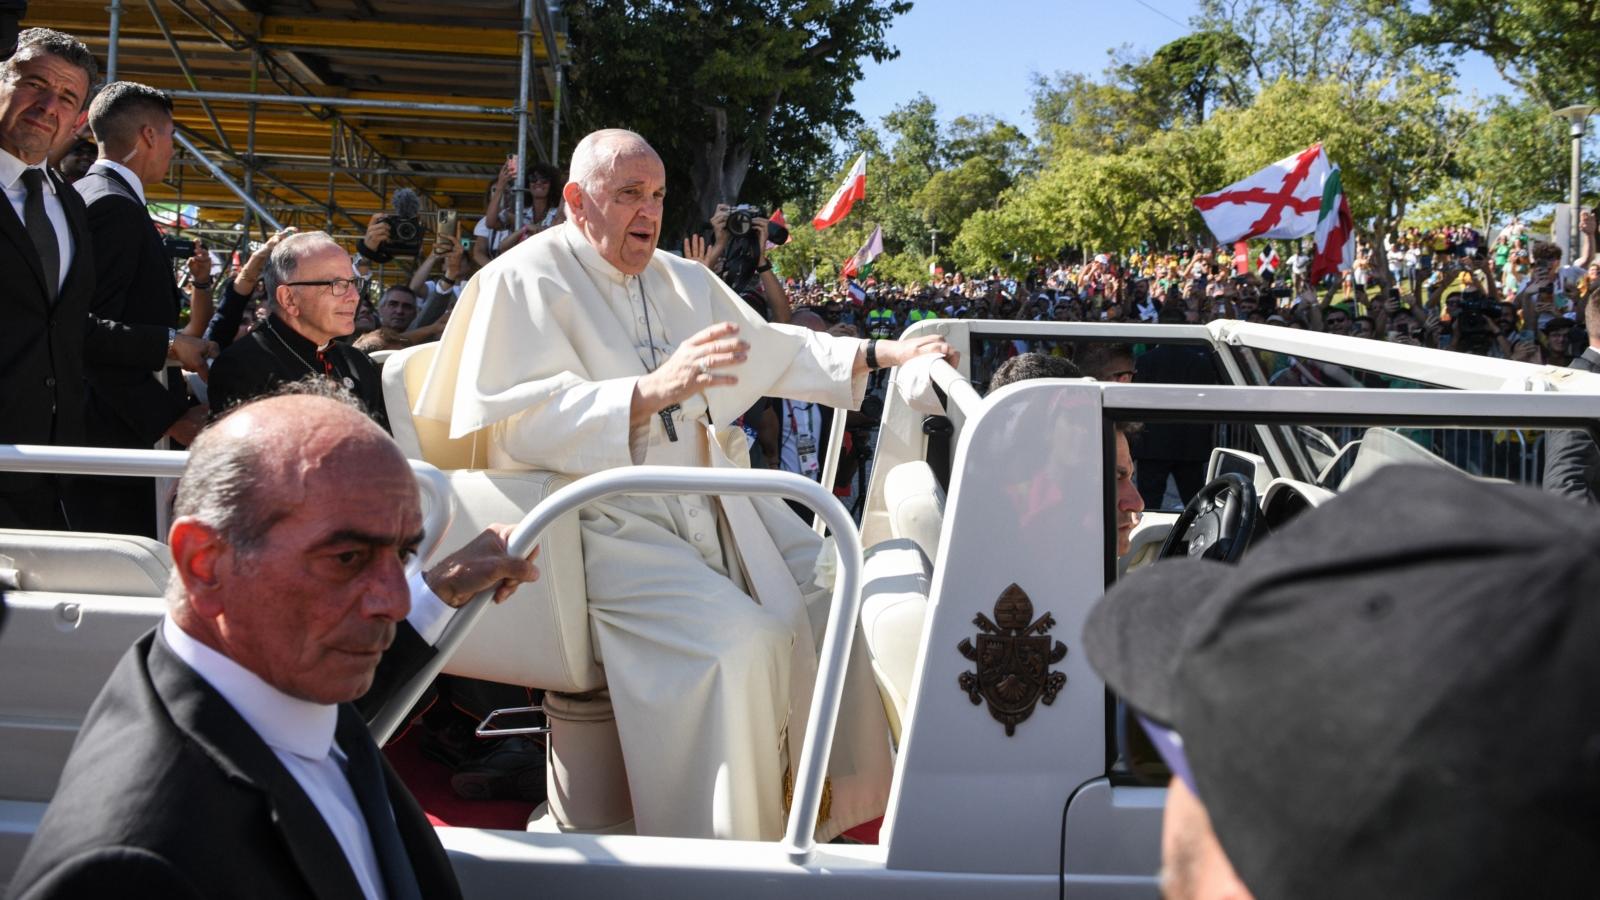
{"left": 1084, "top": 465, "right": 1600, "bottom": 899}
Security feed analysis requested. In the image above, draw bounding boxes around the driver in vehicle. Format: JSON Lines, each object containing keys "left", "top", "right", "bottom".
{"left": 1084, "top": 465, "right": 1600, "bottom": 899}
{"left": 414, "top": 128, "right": 957, "bottom": 841}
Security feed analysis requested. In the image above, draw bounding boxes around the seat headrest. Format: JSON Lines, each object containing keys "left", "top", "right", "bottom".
{"left": 884, "top": 461, "right": 946, "bottom": 564}
{"left": 382, "top": 342, "right": 490, "bottom": 470}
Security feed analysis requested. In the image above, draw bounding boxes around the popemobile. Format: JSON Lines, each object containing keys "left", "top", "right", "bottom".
{"left": 2, "top": 317, "right": 1597, "bottom": 897}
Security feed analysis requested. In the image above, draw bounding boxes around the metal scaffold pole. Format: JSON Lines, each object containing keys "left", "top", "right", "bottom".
{"left": 173, "top": 129, "right": 284, "bottom": 231}
{"left": 106, "top": 0, "right": 123, "bottom": 80}
{"left": 514, "top": 0, "right": 534, "bottom": 227}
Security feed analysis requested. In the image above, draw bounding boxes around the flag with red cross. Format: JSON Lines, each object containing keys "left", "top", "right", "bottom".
{"left": 1194, "top": 145, "right": 1332, "bottom": 244}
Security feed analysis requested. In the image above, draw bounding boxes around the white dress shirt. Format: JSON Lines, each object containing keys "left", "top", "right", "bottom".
{"left": 94, "top": 158, "right": 148, "bottom": 206}
{"left": 0, "top": 145, "right": 73, "bottom": 293}
{"left": 159, "top": 578, "right": 454, "bottom": 900}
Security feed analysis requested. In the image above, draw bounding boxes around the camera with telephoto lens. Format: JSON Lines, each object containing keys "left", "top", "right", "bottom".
{"left": 162, "top": 235, "right": 195, "bottom": 260}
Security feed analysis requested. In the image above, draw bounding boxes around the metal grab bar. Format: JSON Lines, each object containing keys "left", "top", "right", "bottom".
{"left": 367, "top": 466, "right": 865, "bottom": 864}
{"left": 0, "top": 445, "right": 454, "bottom": 578}
{"left": 928, "top": 357, "right": 983, "bottom": 432}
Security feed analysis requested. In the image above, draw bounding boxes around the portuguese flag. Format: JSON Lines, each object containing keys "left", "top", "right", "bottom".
{"left": 1311, "top": 164, "right": 1355, "bottom": 282}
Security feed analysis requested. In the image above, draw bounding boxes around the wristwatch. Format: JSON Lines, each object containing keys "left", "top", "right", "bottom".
{"left": 755, "top": 261, "right": 773, "bottom": 274}
{"left": 865, "top": 339, "right": 880, "bottom": 370}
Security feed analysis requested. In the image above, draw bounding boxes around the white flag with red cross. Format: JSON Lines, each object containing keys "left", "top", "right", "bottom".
{"left": 1258, "top": 245, "right": 1281, "bottom": 274}
{"left": 1194, "top": 145, "right": 1332, "bottom": 244}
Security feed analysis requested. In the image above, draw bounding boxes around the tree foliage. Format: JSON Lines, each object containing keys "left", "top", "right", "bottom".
{"left": 564, "top": 0, "right": 911, "bottom": 242}
{"left": 1376, "top": 0, "right": 1600, "bottom": 110}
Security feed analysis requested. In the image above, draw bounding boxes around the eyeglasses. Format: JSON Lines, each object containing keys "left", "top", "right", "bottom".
{"left": 285, "top": 277, "right": 360, "bottom": 296}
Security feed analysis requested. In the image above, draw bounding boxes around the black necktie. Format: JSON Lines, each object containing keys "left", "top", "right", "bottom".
{"left": 340, "top": 732, "right": 424, "bottom": 900}
{"left": 20, "top": 168, "right": 60, "bottom": 302}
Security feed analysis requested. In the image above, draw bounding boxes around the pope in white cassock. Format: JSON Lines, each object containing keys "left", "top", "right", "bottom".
{"left": 415, "top": 129, "right": 956, "bottom": 841}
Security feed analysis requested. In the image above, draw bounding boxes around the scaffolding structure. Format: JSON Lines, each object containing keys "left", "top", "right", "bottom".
{"left": 37, "top": 0, "right": 568, "bottom": 245}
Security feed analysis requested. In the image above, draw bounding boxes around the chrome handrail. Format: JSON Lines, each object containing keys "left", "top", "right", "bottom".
{"left": 368, "top": 466, "right": 864, "bottom": 864}
{"left": 0, "top": 445, "right": 454, "bottom": 578}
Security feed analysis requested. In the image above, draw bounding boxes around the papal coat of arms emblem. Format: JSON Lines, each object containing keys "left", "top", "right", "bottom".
{"left": 957, "top": 583, "right": 1067, "bottom": 736}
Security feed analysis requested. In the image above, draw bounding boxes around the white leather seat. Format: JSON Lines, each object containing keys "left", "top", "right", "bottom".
{"left": 0, "top": 529, "right": 171, "bottom": 597}
{"left": 382, "top": 344, "right": 600, "bottom": 692}
{"left": 859, "top": 461, "right": 947, "bottom": 745}
{"left": 382, "top": 343, "right": 626, "bottom": 831}
{"left": 883, "top": 458, "right": 945, "bottom": 564}
{"left": 859, "top": 539, "right": 932, "bottom": 745}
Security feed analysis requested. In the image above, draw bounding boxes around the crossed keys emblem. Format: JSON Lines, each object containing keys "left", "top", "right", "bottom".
{"left": 957, "top": 583, "right": 1068, "bottom": 736}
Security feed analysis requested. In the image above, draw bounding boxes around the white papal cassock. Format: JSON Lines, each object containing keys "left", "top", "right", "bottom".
{"left": 413, "top": 222, "right": 893, "bottom": 841}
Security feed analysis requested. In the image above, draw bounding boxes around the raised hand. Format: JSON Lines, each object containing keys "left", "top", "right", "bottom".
{"left": 635, "top": 321, "right": 748, "bottom": 414}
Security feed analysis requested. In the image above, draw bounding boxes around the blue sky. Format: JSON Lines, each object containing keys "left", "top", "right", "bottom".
{"left": 849, "top": 0, "right": 1514, "bottom": 136}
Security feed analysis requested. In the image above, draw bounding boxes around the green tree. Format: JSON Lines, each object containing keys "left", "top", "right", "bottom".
{"left": 1446, "top": 97, "right": 1577, "bottom": 231}
{"left": 1376, "top": 0, "right": 1600, "bottom": 110}
{"left": 1117, "top": 30, "right": 1252, "bottom": 126}
{"left": 565, "top": 0, "right": 912, "bottom": 242}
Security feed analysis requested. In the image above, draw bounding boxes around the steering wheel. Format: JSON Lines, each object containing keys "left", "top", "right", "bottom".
{"left": 1156, "top": 473, "right": 1259, "bottom": 563}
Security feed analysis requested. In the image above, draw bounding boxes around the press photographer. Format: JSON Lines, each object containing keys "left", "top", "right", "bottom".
{"left": 694, "top": 202, "right": 792, "bottom": 323}
{"left": 357, "top": 186, "right": 426, "bottom": 263}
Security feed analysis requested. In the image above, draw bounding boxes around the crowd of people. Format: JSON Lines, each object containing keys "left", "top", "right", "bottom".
{"left": 3, "top": 15, "right": 1599, "bottom": 900}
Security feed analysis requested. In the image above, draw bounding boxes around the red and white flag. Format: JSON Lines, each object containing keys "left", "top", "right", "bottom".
{"left": 1311, "top": 164, "right": 1355, "bottom": 282}
{"left": 1194, "top": 145, "right": 1332, "bottom": 244}
{"left": 812, "top": 152, "right": 866, "bottom": 230}
{"left": 840, "top": 224, "right": 883, "bottom": 279}
{"left": 1258, "top": 245, "right": 1281, "bottom": 274}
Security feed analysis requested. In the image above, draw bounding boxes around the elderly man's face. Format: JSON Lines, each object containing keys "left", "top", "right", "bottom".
{"left": 0, "top": 49, "right": 90, "bottom": 163}
{"left": 197, "top": 416, "right": 422, "bottom": 704}
{"left": 278, "top": 244, "right": 360, "bottom": 344}
{"left": 567, "top": 147, "right": 666, "bottom": 275}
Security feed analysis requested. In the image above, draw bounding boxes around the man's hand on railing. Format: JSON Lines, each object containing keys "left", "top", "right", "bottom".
{"left": 423, "top": 523, "right": 541, "bottom": 608}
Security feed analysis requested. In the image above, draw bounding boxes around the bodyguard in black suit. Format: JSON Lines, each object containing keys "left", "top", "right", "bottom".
{"left": 1542, "top": 318, "right": 1600, "bottom": 504}
{"left": 9, "top": 392, "right": 539, "bottom": 900}
{"left": 11, "top": 630, "right": 460, "bottom": 900}
{"left": 0, "top": 29, "right": 128, "bottom": 529}
{"left": 70, "top": 81, "right": 218, "bottom": 537}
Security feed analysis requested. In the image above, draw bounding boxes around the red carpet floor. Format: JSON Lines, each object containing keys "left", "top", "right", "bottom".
{"left": 385, "top": 726, "right": 882, "bottom": 843}
{"left": 384, "top": 725, "right": 537, "bottom": 830}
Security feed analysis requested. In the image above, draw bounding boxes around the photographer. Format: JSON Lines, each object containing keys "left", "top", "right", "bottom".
{"left": 357, "top": 188, "right": 428, "bottom": 264}
{"left": 697, "top": 202, "right": 792, "bottom": 324}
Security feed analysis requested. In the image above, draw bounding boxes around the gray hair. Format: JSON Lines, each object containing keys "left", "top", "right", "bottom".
{"left": 166, "top": 380, "right": 371, "bottom": 604}
{"left": 0, "top": 30, "right": 98, "bottom": 104}
{"left": 86, "top": 81, "right": 173, "bottom": 150}
{"left": 564, "top": 128, "right": 654, "bottom": 217}
{"left": 262, "top": 231, "right": 345, "bottom": 304}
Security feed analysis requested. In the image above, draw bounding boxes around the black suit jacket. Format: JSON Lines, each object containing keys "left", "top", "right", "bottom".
{"left": 8, "top": 629, "right": 461, "bottom": 900}
{"left": 74, "top": 164, "right": 187, "bottom": 446}
{"left": 1132, "top": 343, "right": 1218, "bottom": 461}
{"left": 0, "top": 167, "right": 153, "bottom": 496}
{"left": 208, "top": 313, "right": 390, "bottom": 433}
{"left": 1542, "top": 347, "right": 1600, "bottom": 505}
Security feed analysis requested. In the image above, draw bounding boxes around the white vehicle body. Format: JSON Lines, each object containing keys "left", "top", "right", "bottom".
{"left": 2, "top": 319, "right": 1597, "bottom": 898}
